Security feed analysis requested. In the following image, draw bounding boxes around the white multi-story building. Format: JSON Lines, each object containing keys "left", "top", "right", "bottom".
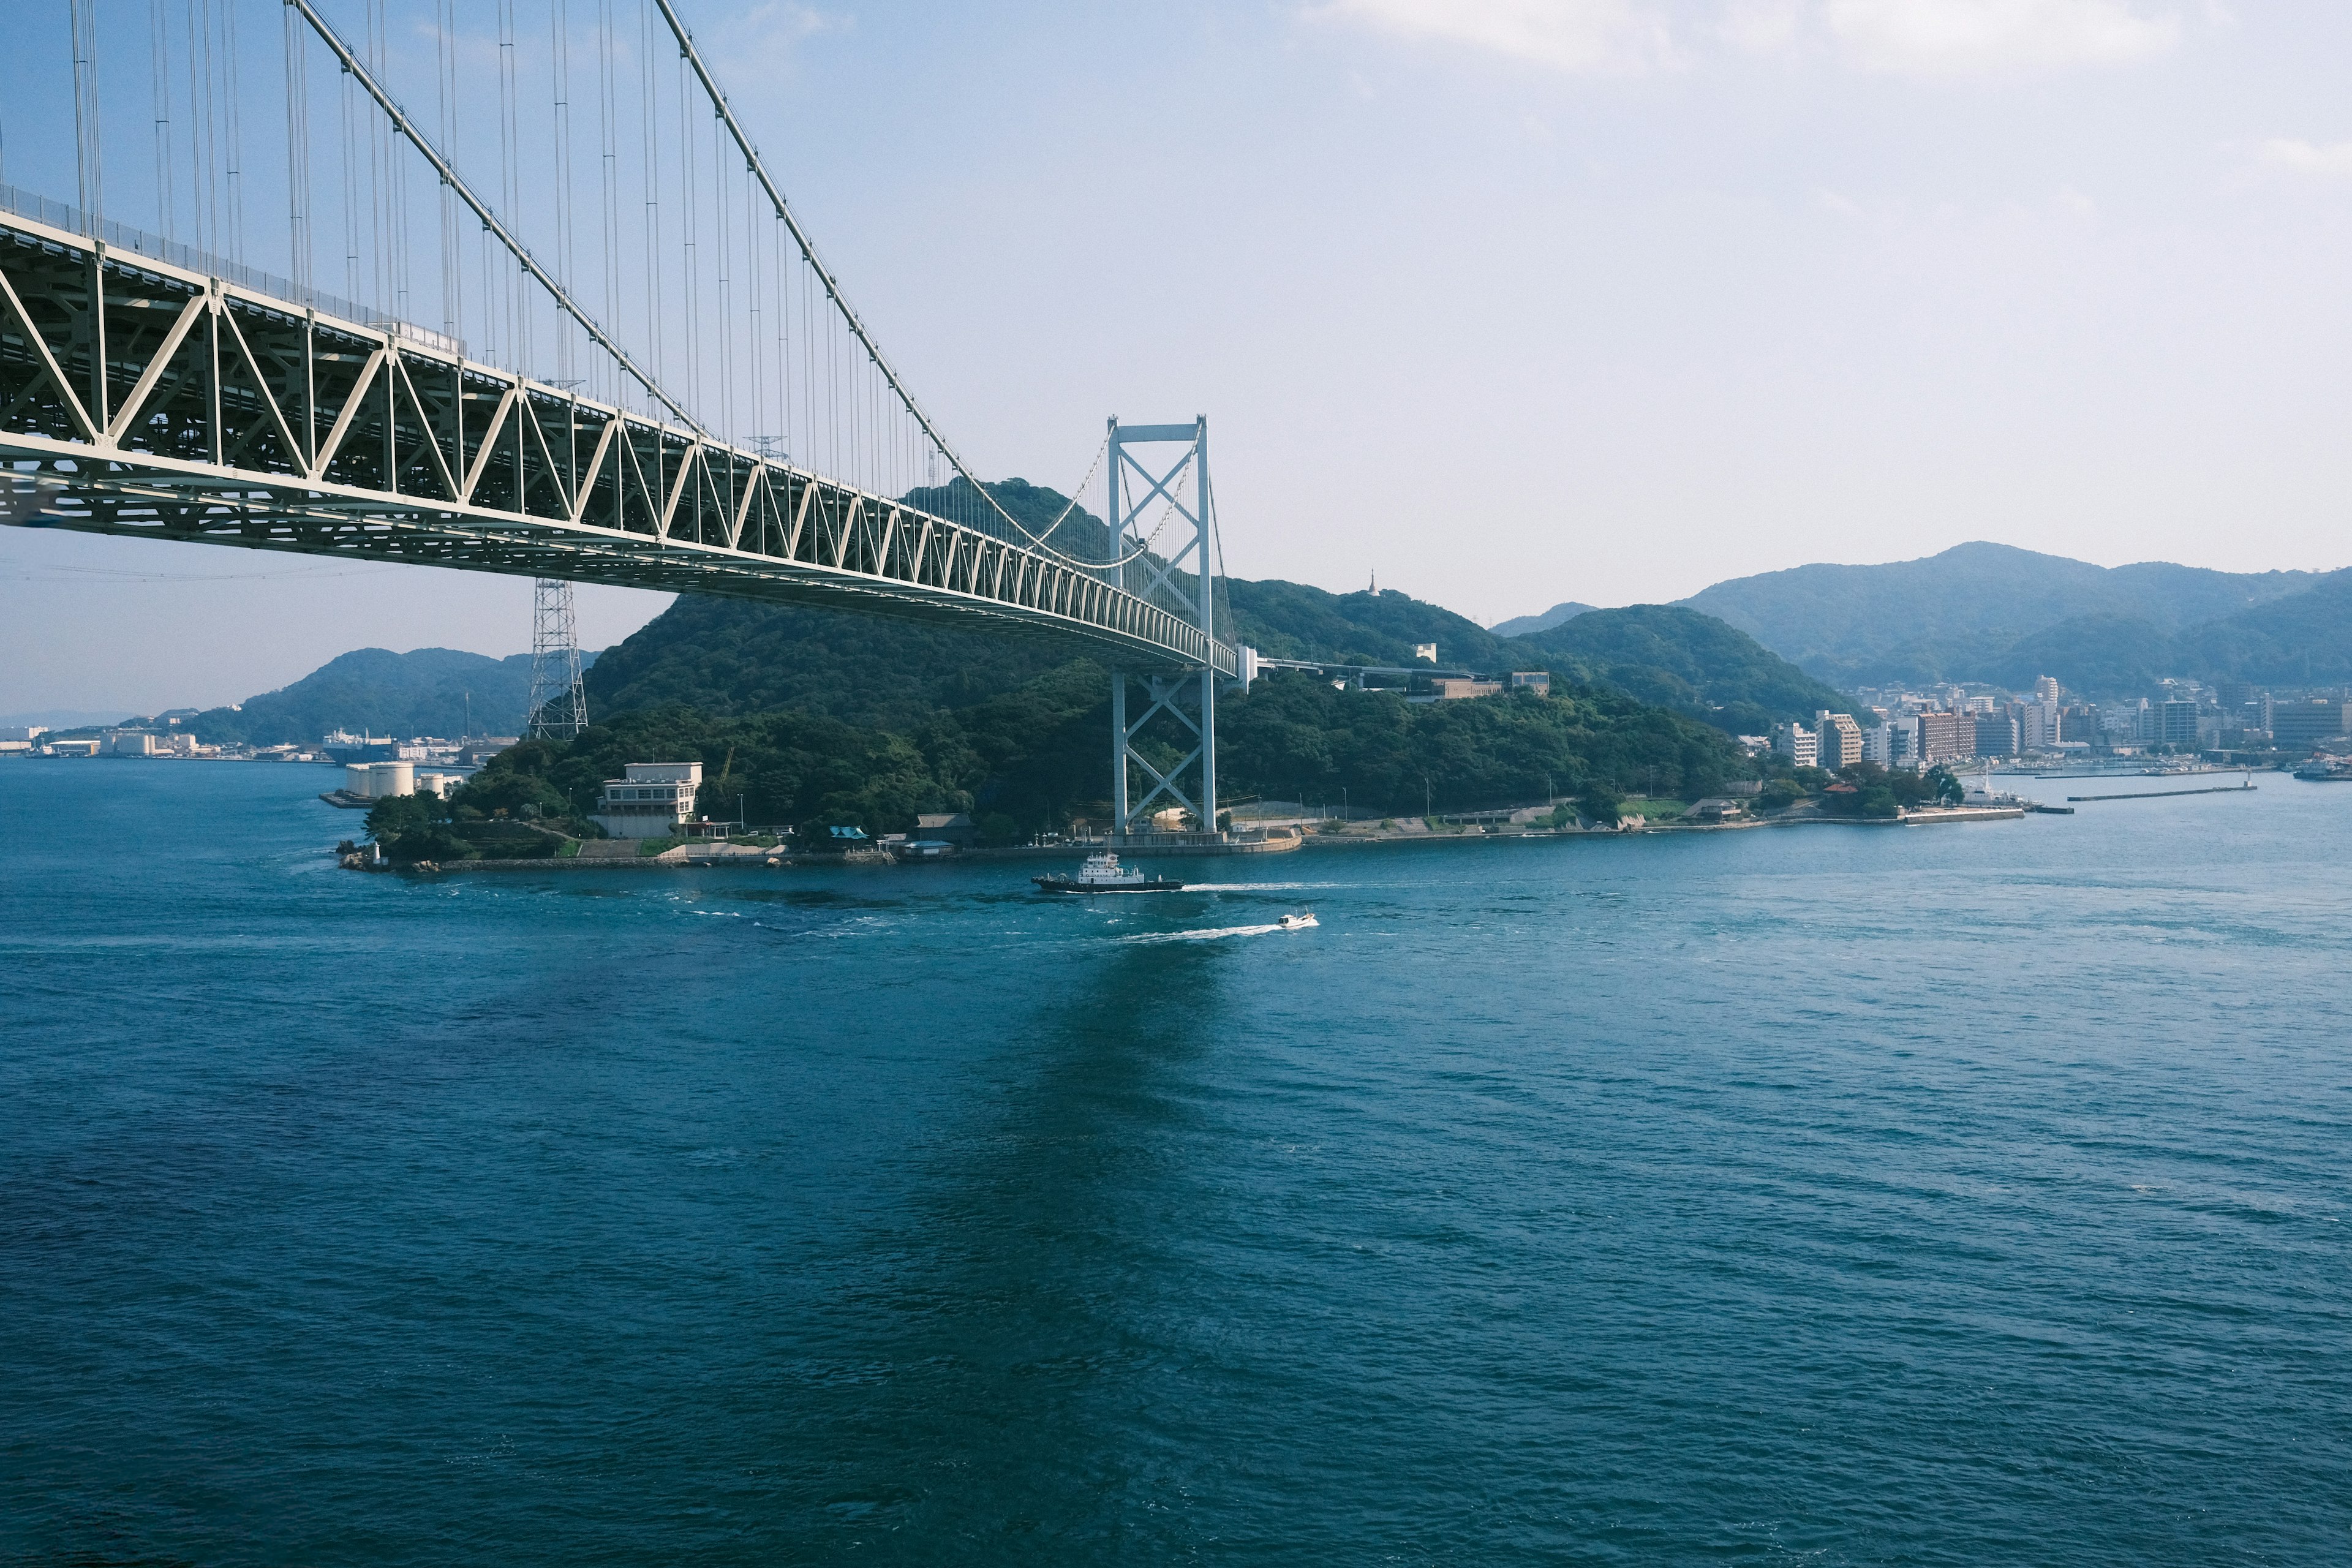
{"left": 1773, "top": 723, "right": 1819, "bottom": 768}
{"left": 1863, "top": 720, "right": 1917, "bottom": 767}
{"left": 2019, "top": 701, "right": 2061, "bottom": 753}
{"left": 592, "top": 761, "right": 704, "bottom": 839}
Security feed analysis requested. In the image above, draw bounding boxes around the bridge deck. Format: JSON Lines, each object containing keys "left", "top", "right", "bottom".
{"left": 0, "top": 204, "right": 1233, "bottom": 675}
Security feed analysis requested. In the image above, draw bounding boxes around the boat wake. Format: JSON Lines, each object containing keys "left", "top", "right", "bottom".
{"left": 1119, "top": 918, "right": 1316, "bottom": 944}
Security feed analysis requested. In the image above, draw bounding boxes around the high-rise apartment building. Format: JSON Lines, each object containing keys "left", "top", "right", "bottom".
{"left": 2034, "top": 675, "right": 2060, "bottom": 703}
{"left": 1915, "top": 710, "right": 1971, "bottom": 763}
{"left": 1814, "top": 710, "right": 1864, "bottom": 769}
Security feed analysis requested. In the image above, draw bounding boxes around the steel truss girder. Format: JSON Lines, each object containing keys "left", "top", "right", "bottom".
{"left": 0, "top": 211, "right": 1236, "bottom": 676}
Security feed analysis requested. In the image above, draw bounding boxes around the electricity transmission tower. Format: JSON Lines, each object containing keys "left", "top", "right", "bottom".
{"left": 525, "top": 578, "right": 587, "bottom": 741}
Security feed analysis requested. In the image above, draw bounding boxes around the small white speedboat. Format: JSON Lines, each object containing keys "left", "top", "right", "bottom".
{"left": 1276, "top": 912, "right": 1318, "bottom": 930}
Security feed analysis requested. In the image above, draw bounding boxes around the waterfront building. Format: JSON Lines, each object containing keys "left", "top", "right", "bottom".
{"left": 1973, "top": 712, "right": 2019, "bottom": 758}
{"left": 591, "top": 762, "right": 704, "bottom": 838}
{"left": 2157, "top": 699, "right": 2199, "bottom": 747}
{"left": 1915, "top": 710, "right": 1971, "bottom": 764}
{"left": 1863, "top": 722, "right": 1893, "bottom": 767}
{"left": 913, "top": 812, "right": 978, "bottom": 847}
{"left": 2268, "top": 699, "right": 2352, "bottom": 751}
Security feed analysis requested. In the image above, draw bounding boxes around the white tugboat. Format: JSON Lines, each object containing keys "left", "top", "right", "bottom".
{"left": 1033, "top": 851, "right": 1187, "bottom": 894}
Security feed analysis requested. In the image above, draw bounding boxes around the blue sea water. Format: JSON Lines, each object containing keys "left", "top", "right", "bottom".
{"left": 2, "top": 760, "right": 2348, "bottom": 1565}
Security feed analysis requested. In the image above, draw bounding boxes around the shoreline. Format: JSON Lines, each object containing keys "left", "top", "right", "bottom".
{"left": 378, "top": 805, "right": 2030, "bottom": 872}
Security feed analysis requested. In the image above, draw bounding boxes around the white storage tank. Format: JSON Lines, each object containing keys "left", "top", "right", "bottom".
{"left": 345, "top": 763, "right": 374, "bottom": 797}
{"left": 367, "top": 761, "right": 415, "bottom": 798}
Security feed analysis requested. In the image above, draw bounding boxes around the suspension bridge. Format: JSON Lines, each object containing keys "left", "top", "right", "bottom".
{"left": 2, "top": 0, "right": 1253, "bottom": 840}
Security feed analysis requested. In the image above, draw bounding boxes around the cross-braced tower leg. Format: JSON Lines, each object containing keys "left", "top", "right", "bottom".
{"left": 525, "top": 577, "right": 587, "bottom": 740}
{"left": 1112, "top": 671, "right": 1216, "bottom": 835}
{"left": 1105, "top": 416, "right": 1224, "bottom": 842}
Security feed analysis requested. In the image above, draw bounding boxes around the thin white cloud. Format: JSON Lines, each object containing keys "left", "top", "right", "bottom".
{"left": 2258, "top": 138, "right": 2352, "bottom": 178}
{"left": 707, "top": 2, "right": 851, "bottom": 80}
{"left": 1720, "top": 0, "right": 1805, "bottom": 55}
{"left": 1817, "top": 0, "right": 2181, "bottom": 77}
{"left": 1309, "top": 0, "right": 1676, "bottom": 75}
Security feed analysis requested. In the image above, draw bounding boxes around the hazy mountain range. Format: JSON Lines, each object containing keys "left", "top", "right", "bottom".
{"left": 100, "top": 526, "right": 2352, "bottom": 748}
{"left": 1665, "top": 542, "right": 2344, "bottom": 693}
{"left": 134, "top": 647, "right": 594, "bottom": 746}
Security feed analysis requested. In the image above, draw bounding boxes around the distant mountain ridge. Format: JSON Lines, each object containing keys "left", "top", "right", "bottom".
{"left": 1673, "top": 542, "right": 2332, "bottom": 692}
{"left": 164, "top": 647, "right": 576, "bottom": 746}
{"left": 1491, "top": 601, "right": 1597, "bottom": 639}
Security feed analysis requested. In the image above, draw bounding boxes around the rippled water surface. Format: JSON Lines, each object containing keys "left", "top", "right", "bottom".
{"left": 4, "top": 762, "right": 2348, "bottom": 1564}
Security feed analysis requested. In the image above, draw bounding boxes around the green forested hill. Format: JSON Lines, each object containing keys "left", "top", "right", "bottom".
{"left": 1520, "top": 606, "right": 1850, "bottom": 734}
{"left": 582, "top": 597, "right": 1076, "bottom": 731}
{"left": 464, "top": 480, "right": 1836, "bottom": 835}
{"left": 470, "top": 668, "right": 1749, "bottom": 840}
{"left": 1226, "top": 581, "right": 1513, "bottom": 667}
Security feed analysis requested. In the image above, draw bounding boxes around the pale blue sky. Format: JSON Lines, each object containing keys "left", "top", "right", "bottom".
{"left": 10, "top": 0, "right": 2352, "bottom": 712}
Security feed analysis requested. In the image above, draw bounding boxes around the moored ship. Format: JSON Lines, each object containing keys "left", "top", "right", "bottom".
{"left": 2292, "top": 755, "right": 2352, "bottom": 782}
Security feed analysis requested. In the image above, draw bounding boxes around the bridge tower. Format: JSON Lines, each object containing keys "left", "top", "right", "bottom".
{"left": 1106, "top": 417, "right": 1227, "bottom": 840}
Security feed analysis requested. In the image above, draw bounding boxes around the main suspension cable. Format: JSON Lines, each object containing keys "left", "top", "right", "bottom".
{"left": 283, "top": 0, "right": 706, "bottom": 432}
{"left": 644, "top": 0, "right": 1164, "bottom": 575}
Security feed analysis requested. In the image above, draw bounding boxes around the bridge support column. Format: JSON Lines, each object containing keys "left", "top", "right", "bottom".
{"left": 1198, "top": 664, "right": 1217, "bottom": 831}
{"left": 1110, "top": 670, "right": 1129, "bottom": 829}
{"left": 1104, "top": 414, "right": 1226, "bottom": 842}
{"left": 1110, "top": 670, "right": 1215, "bottom": 837}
